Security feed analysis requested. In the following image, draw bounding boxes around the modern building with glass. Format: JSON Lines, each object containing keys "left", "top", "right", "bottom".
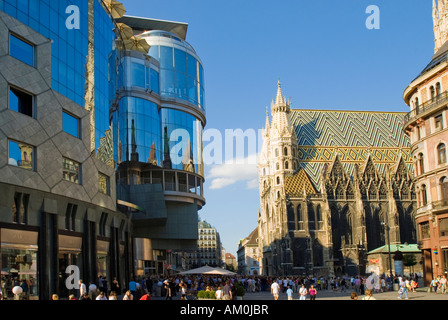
{"left": 112, "top": 15, "right": 206, "bottom": 276}
{"left": 0, "top": 0, "right": 206, "bottom": 299}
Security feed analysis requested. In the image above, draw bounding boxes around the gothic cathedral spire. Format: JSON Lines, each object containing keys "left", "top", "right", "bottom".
{"left": 433, "top": 0, "right": 448, "bottom": 53}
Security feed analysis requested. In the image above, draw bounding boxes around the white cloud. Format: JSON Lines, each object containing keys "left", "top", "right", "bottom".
{"left": 207, "top": 154, "right": 259, "bottom": 190}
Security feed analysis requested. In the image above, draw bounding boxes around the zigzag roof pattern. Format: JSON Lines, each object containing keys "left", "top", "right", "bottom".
{"left": 285, "top": 168, "right": 317, "bottom": 196}
{"left": 290, "top": 109, "right": 413, "bottom": 190}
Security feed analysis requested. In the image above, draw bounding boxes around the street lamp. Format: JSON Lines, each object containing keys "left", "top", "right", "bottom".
{"left": 381, "top": 210, "right": 394, "bottom": 290}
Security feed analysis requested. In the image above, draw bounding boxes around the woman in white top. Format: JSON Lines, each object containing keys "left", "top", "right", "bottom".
{"left": 299, "top": 284, "right": 308, "bottom": 300}
{"left": 215, "top": 287, "right": 223, "bottom": 300}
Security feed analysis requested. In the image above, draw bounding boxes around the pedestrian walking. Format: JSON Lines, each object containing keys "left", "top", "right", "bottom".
{"left": 271, "top": 279, "right": 280, "bottom": 300}
{"left": 286, "top": 286, "right": 293, "bottom": 300}
{"left": 78, "top": 279, "right": 86, "bottom": 299}
{"left": 309, "top": 284, "right": 317, "bottom": 300}
{"left": 222, "top": 281, "right": 232, "bottom": 300}
{"left": 431, "top": 277, "right": 439, "bottom": 293}
{"left": 111, "top": 277, "right": 120, "bottom": 295}
{"left": 128, "top": 278, "right": 137, "bottom": 297}
{"left": 164, "top": 279, "right": 173, "bottom": 300}
{"left": 397, "top": 278, "right": 409, "bottom": 299}
{"left": 299, "top": 284, "right": 308, "bottom": 300}
{"left": 215, "top": 286, "right": 223, "bottom": 300}
{"left": 440, "top": 275, "right": 447, "bottom": 294}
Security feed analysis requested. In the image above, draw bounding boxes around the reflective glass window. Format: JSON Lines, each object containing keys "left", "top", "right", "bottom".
{"left": 98, "top": 172, "right": 110, "bottom": 195}
{"left": 150, "top": 68, "right": 160, "bottom": 94}
{"left": 9, "top": 86, "right": 33, "bottom": 117}
{"left": 187, "top": 53, "right": 197, "bottom": 79}
{"left": 175, "top": 72, "right": 188, "bottom": 99}
{"left": 159, "top": 46, "right": 173, "bottom": 69}
{"left": 160, "top": 69, "right": 175, "bottom": 96}
{"left": 131, "top": 62, "right": 146, "bottom": 88}
{"left": 8, "top": 140, "right": 35, "bottom": 171}
{"left": 174, "top": 48, "right": 186, "bottom": 73}
{"left": 187, "top": 77, "right": 198, "bottom": 103}
{"left": 63, "top": 157, "right": 81, "bottom": 184}
{"left": 62, "top": 111, "right": 80, "bottom": 138}
{"left": 10, "top": 34, "right": 34, "bottom": 66}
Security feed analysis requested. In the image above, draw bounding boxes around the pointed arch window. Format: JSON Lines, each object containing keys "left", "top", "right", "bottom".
{"left": 297, "top": 204, "right": 303, "bottom": 230}
{"left": 308, "top": 203, "right": 315, "bottom": 231}
{"left": 438, "top": 143, "right": 446, "bottom": 164}
{"left": 316, "top": 205, "right": 323, "bottom": 230}
{"left": 285, "top": 161, "right": 289, "bottom": 170}
{"left": 284, "top": 147, "right": 288, "bottom": 156}
{"left": 275, "top": 148, "right": 279, "bottom": 157}
{"left": 276, "top": 176, "right": 280, "bottom": 185}
{"left": 276, "top": 162, "right": 280, "bottom": 170}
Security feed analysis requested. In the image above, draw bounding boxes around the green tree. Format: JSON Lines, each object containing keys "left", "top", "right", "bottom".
{"left": 402, "top": 254, "right": 417, "bottom": 274}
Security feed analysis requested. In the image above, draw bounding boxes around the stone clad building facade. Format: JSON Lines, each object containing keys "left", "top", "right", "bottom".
{"left": 257, "top": 83, "right": 417, "bottom": 277}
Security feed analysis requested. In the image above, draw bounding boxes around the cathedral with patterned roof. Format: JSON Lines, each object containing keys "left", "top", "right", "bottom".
{"left": 257, "top": 82, "right": 417, "bottom": 277}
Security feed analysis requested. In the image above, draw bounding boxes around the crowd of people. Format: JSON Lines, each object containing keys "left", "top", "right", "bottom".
{"left": 2, "top": 271, "right": 426, "bottom": 300}
{"left": 48, "top": 272, "right": 423, "bottom": 301}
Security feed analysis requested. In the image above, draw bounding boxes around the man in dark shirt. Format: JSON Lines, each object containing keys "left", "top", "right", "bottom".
{"left": 222, "top": 281, "right": 232, "bottom": 300}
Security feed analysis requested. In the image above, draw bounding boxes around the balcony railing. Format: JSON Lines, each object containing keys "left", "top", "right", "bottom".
{"left": 404, "top": 90, "right": 448, "bottom": 125}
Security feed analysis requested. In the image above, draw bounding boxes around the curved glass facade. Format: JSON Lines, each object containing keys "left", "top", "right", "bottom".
{"left": 0, "top": 0, "right": 118, "bottom": 156}
{"left": 114, "top": 97, "right": 162, "bottom": 165}
{"left": 116, "top": 55, "right": 160, "bottom": 94}
{"left": 161, "top": 108, "right": 204, "bottom": 176}
{"left": 142, "top": 31, "right": 205, "bottom": 110}
{"left": 113, "top": 31, "right": 206, "bottom": 178}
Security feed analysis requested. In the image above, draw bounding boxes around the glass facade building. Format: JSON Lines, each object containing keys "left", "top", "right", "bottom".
{"left": 112, "top": 30, "right": 206, "bottom": 177}
{"left": 0, "top": 0, "right": 117, "bottom": 155}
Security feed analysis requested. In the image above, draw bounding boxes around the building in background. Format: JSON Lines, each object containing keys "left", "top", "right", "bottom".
{"left": 224, "top": 252, "right": 237, "bottom": 271}
{"left": 257, "top": 82, "right": 416, "bottom": 277}
{"left": 0, "top": 0, "right": 133, "bottom": 300}
{"left": 237, "top": 228, "right": 260, "bottom": 275}
{"left": 402, "top": 0, "right": 448, "bottom": 286}
{"left": 185, "top": 220, "right": 222, "bottom": 269}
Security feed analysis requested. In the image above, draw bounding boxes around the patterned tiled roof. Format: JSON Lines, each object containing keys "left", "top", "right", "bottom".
{"left": 285, "top": 169, "right": 317, "bottom": 196}
{"left": 290, "top": 109, "right": 413, "bottom": 190}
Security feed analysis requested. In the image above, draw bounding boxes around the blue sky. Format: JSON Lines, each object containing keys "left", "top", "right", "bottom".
{"left": 122, "top": 0, "right": 434, "bottom": 256}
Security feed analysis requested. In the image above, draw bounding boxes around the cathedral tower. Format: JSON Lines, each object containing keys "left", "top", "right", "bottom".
{"left": 433, "top": 0, "right": 448, "bottom": 53}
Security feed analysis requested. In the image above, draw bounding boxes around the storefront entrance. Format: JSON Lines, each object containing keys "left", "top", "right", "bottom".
{"left": 0, "top": 228, "right": 39, "bottom": 299}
